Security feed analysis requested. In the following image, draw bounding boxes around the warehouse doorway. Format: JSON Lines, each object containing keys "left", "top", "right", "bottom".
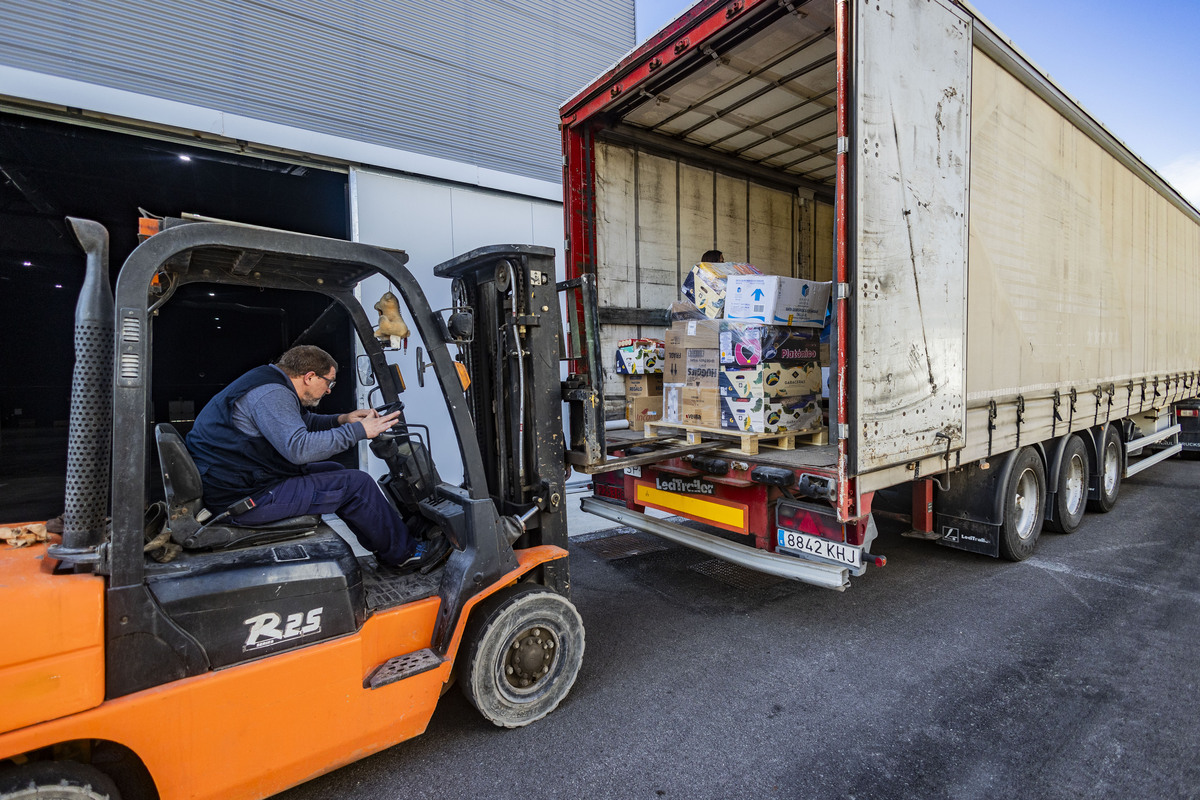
{"left": 0, "top": 110, "right": 352, "bottom": 521}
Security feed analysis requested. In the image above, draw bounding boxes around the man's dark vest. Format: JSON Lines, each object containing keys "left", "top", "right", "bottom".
{"left": 186, "top": 365, "right": 305, "bottom": 511}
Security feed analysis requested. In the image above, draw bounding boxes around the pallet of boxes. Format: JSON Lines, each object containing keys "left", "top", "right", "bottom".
{"left": 615, "top": 337, "right": 666, "bottom": 431}
{"left": 651, "top": 261, "right": 832, "bottom": 453}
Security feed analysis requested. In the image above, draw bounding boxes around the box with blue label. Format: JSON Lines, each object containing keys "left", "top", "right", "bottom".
{"left": 719, "top": 323, "right": 819, "bottom": 367}
{"left": 719, "top": 362, "right": 821, "bottom": 399}
{"left": 720, "top": 394, "right": 822, "bottom": 434}
{"left": 723, "top": 275, "right": 831, "bottom": 327}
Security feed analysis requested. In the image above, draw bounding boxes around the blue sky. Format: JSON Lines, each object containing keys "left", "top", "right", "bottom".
{"left": 635, "top": 0, "right": 1200, "bottom": 205}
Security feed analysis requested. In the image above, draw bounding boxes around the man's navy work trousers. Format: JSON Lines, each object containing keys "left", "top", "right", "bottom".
{"left": 232, "top": 461, "right": 412, "bottom": 565}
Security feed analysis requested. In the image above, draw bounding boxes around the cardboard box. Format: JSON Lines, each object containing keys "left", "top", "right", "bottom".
{"left": 682, "top": 262, "right": 761, "bottom": 319}
{"left": 719, "top": 362, "right": 821, "bottom": 399}
{"left": 626, "top": 396, "right": 664, "bottom": 431}
{"left": 719, "top": 323, "right": 820, "bottom": 367}
{"left": 720, "top": 394, "right": 822, "bottom": 433}
{"left": 625, "top": 373, "right": 664, "bottom": 397}
{"left": 684, "top": 348, "right": 720, "bottom": 389}
{"left": 615, "top": 338, "right": 665, "bottom": 374}
{"left": 679, "top": 387, "right": 721, "bottom": 428}
{"left": 724, "top": 276, "right": 832, "bottom": 327}
{"left": 664, "top": 319, "right": 719, "bottom": 382}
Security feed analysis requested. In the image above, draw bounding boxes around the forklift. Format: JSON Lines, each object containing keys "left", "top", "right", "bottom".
{"left": 0, "top": 216, "right": 590, "bottom": 799}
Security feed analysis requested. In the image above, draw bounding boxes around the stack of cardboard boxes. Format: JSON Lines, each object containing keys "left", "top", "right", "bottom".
{"left": 661, "top": 264, "right": 831, "bottom": 435}
{"left": 615, "top": 338, "right": 665, "bottom": 431}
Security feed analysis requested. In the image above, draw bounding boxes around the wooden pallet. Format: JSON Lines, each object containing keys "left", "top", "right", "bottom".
{"left": 641, "top": 421, "right": 827, "bottom": 455}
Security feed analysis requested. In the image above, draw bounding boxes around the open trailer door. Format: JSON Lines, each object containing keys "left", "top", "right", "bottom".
{"left": 849, "top": 0, "right": 973, "bottom": 474}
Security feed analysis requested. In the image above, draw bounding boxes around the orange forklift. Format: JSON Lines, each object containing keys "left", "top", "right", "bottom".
{"left": 0, "top": 217, "right": 590, "bottom": 799}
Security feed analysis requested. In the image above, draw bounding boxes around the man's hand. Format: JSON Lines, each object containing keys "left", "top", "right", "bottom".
{"left": 338, "top": 408, "right": 375, "bottom": 425}
{"left": 360, "top": 410, "right": 402, "bottom": 439}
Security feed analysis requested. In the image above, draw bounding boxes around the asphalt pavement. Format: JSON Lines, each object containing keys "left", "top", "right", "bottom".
{"left": 277, "top": 458, "right": 1200, "bottom": 800}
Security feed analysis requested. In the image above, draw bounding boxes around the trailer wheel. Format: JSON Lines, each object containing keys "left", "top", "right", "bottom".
{"left": 1047, "top": 435, "right": 1089, "bottom": 534}
{"left": 459, "top": 585, "right": 584, "bottom": 728}
{"left": 0, "top": 761, "right": 121, "bottom": 800}
{"left": 1088, "top": 425, "right": 1123, "bottom": 513}
{"left": 999, "top": 447, "right": 1045, "bottom": 562}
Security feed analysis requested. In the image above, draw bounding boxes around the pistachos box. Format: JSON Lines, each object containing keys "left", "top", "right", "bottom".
{"left": 719, "top": 362, "right": 821, "bottom": 399}
{"left": 719, "top": 323, "right": 819, "bottom": 367}
{"left": 719, "top": 394, "right": 822, "bottom": 434}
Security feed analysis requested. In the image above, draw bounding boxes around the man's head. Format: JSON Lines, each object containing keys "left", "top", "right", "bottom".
{"left": 276, "top": 345, "right": 338, "bottom": 408}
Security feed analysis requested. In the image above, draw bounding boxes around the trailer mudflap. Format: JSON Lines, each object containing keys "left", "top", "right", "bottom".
{"left": 931, "top": 458, "right": 1015, "bottom": 558}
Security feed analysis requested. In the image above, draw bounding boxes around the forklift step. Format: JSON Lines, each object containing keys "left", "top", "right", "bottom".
{"left": 364, "top": 649, "right": 445, "bottom": 689}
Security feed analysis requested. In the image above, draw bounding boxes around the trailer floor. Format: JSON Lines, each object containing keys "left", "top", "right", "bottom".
{"left": 607, "top": 428, "right": 838, "bottom": 472}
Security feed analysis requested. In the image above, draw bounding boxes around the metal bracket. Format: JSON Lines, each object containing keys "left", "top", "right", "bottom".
{"left": 837, "top": 136, "right": 850, "bottom": 154}
{"left": 837, "top": 423, "right": 848, "bottom": 440}
{"left": 986, "top": 400, "right": 997, "bottom": 458}
{"left": 835, "top": 282, "right": 851, "bottom": 300}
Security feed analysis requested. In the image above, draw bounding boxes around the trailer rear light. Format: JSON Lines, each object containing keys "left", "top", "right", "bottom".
{"left": 1178, "top": 408, "right": 1199, "bottom": 418}
{"left": 776, "top": 498, "right": 844, "bottom": 543}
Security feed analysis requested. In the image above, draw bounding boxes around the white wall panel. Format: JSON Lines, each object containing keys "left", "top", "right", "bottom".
{"left": 350, "top": 167, "right": 562, "bottom": 483}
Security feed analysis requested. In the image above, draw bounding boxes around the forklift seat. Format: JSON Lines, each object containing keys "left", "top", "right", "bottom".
{"left": 155, "top": 423, "right": 319, "bottom": 551}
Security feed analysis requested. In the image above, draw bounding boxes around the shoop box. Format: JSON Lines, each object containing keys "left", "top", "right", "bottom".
{"left": 719, "top": 362, "right": 821, "bottom": 399}
{"left": 720, "top": 394, "right": 822, "bottom": 434}
{"left": 664, "top": 318, "right": 719, "bottom": 383}
{"left": 723, "top": 275, "right": 832, "bottom": 327}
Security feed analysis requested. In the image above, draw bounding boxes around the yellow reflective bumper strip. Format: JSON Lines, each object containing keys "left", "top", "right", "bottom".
{"left": 634, "top": 480, "right": 748, "bottom": 533}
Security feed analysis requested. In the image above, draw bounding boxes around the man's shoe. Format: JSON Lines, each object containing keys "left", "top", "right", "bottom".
{"left": 417, "top": 535, "right": 453, "bottom": 575}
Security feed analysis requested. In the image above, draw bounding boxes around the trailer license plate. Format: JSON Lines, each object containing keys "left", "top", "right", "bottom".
{"left": 777, "top": 529, "right": 861, "bottom": 568}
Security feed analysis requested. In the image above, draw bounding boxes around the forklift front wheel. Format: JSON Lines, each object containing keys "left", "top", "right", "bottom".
{"left": 460, "top": 585, "right": 585, "bottom": 728}
{"left": 0, "top": 760, "right": 121, "bottom": 800}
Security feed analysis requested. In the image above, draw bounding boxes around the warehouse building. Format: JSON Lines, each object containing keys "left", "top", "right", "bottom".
{"left": 0, "top": 0, "right": 635, "bottom": 517}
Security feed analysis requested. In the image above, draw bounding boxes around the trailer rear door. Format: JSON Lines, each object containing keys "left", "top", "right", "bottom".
{"left": 850, "top": 0, "right": 972, "bottom": 473}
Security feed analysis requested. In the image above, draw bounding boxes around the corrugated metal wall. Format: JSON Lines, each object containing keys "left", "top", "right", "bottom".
{"left": 0, "top": 0, "right": 634, "bottom": 185}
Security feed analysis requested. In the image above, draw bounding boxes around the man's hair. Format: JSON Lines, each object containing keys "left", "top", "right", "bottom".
{"left": 275, "top": 345, "right": 337, "bottom": 378}
{"left": 701, "top": 249, "right": 724, "bottom": 262}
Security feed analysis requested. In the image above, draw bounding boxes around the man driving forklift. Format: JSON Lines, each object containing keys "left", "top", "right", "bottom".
{"left": 186, "top": 343, "right": 451, "bottom": 570}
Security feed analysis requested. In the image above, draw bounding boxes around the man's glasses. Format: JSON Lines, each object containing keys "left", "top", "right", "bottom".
{"left": 314, "top": 373, "right": 336, "bottom": 389}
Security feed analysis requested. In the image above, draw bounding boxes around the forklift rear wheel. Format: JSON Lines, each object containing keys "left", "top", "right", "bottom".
{"left": 0, "top": 761, "right": 121, "bottom": 800}
{"left": 460, "top": 585, "right": 585, "bottom": 728}
{"left": 998, "top": 447, "right": 1045, "bottom": 562}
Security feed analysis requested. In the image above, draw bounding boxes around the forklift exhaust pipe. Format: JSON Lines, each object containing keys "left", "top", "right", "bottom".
{"left": 58, "top": 217, "right": 114, "bottom": 554}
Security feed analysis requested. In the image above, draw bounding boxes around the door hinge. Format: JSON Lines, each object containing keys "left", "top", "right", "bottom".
{"left": 838, "top": 423, "right": 849, "bottom": 440}
{"left": 835, "top": 282, "right": 851, "bottom": 300}
{"left": 837, "top": 137, "right": 849, "bottom": 154}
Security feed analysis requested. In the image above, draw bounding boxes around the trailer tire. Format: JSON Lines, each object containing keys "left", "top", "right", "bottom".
{"left": 0, "top": 761, "right": 121, "bottom": 800}
{"left": 998, "top": 447, "right": 1045, "bottom": 562}
{"left": 1088, "top": 425, "right": 1123, "bottom": 513}
{"left": 460, "top": 585, "right": 584, "bottom": 728}
{"left": 1047, "top": 435, "right": 1089, "bottom": 534}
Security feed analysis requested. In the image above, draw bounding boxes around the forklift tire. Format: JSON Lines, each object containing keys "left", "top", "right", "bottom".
{"left": 0, "top": 761, "right": 121, "bottom": 800}
{"left": 459, "top": 584, "right": 585, "bottom": 729}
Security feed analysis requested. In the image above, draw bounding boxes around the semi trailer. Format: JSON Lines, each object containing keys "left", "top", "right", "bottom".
{"left": 560, "top": 0, "right": 1200, "bottom": 587}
